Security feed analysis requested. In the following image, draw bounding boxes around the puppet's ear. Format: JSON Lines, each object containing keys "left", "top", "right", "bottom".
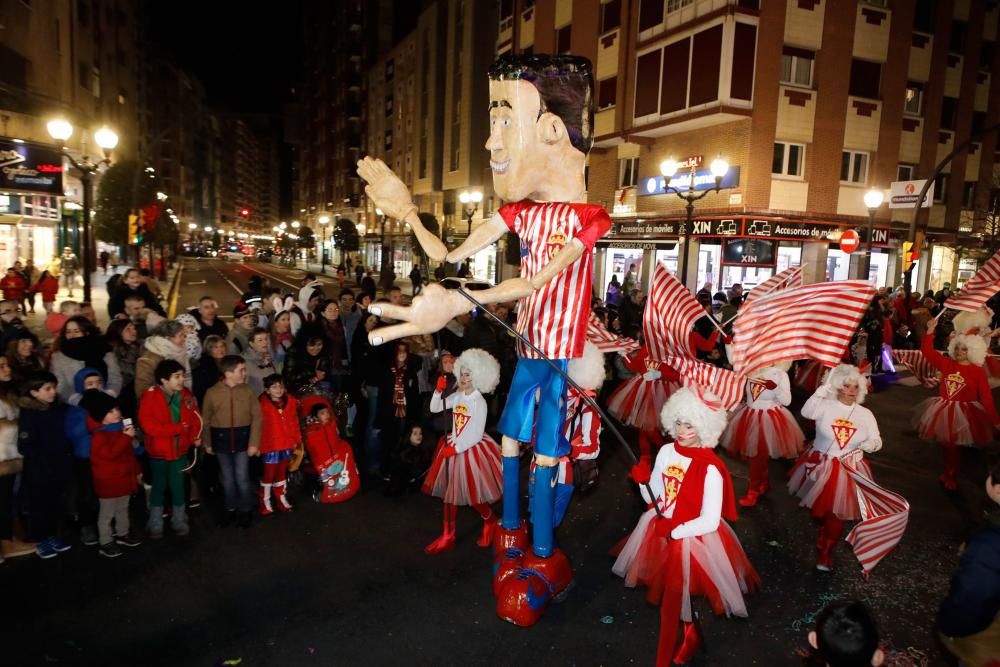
{"left": 538, "top": 111, "right": 567, "bottom": 146}
{"left": 283, "top": 296, "right": 295, "bottom": 312}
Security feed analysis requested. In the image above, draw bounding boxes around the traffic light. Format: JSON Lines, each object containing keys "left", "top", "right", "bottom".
{"left": 240, "top": 208, "right": 250, "bottom": 218}
{"left": 901, "top": 232, "right": 925, "bottom": 273}
{"left": 128, "top": 214, "right": 142, "bottom": 244}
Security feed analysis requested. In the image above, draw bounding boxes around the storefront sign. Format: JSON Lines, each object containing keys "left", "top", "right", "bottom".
{"left": 640, "top": 166, "right": 741, "bottom": 195}
{"left": 0, "top": 138, "right": 64, "bottom": 195}
{"left": 722, "top": 238, "right": 776, "bottom": 266}
{"left": 606, "top": 216, "right": 895, "bottom": 245}
{"left": 889, "top": 179, "right": 933, "bottom": 209}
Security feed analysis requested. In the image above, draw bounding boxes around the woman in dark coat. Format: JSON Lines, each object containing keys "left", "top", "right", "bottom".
{"left": 373, "top": 341, "right": 420, "bottom": 476}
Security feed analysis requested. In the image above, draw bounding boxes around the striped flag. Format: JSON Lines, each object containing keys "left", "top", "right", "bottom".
{"left": 662, "top": 353, "right": 746, "bottom": 411}
{"left": 744, "top": 265, "right": 804, "bottom": 305}
{"left": 586, "top": 314, "right": 640, "bottom": 354}
{"left": 946, "top": 250, "right": 1000, "bottom": 312}
{"left": 644, "top": 262, "right": 706, "bottom": 360}
{"left": 842, "top": 461, "right": 910, "bottom": 573}
{"left": 891, "top": 349, "right": 941, "bottom": 388}
{"left": 731, "top": 281, "right": 875, "bottom": 376}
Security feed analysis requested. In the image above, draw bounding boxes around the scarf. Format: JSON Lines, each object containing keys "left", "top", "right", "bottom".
{"left": 391, "top": 363, "right": 408, "bottom": 418}
{"left": 60, "top": 336, "right": 109, "bottom": 379}
{"left": 144, "top": 336, "right": 191, "bottom": 375}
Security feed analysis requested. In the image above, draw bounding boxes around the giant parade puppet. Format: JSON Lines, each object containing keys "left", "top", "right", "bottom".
{"left": 358, "top": 54, "right": 608, "bottom": 626}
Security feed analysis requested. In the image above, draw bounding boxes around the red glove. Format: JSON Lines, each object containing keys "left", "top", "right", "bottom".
{"left": 629, "top": 460, "right": 652, "bottom": 484}
{"left": 722, "top": 335, "right": 733, "bottom": 344}
{"left": 653, "top": 518, "right": 673, "bottom": 540}
{"left": 440, "top": 444, "right": 457, "bottom": 458}
{"left": 764, "top": 380, "right": 777, "bottom": 390}
{"left": 435, "top": 375, "right": 448, "bottom": 392}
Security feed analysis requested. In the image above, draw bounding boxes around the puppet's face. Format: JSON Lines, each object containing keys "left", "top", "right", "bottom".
{"left": 487, "top": 79, "right": 547, "bottom": 202}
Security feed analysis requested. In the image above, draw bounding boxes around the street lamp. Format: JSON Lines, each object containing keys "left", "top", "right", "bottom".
{"left": 47, "top": 119, "right": 118, "bottom": 303}
{"left": 459, "top": 190, "right": 483, "bottom": 236}
{"left": 863, "top": 188, "right": 885, "bottom": 280}
{"left": 659, "top": 156, "right": 729, "bottom": 288}
{"left": 319, "top": 215, "right": 331, "bottom": 273}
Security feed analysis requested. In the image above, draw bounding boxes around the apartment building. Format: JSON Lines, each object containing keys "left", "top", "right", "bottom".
{"left": 0, "top": 0, "right": 140, "bottom": 268}
{"left": 495, "top": 0, "right": 1000, "bottom": 294}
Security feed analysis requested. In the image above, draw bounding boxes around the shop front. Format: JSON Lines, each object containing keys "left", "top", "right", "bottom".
{"left": 0, "top": 137, "right": 65, "bottom": 270}
{"left": 594, "top": 215, "right": 899, "bottom": 296}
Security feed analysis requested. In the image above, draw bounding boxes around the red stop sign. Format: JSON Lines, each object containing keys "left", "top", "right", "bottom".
{"left": 840, "top": 229, "right": 860, "bottom": 254}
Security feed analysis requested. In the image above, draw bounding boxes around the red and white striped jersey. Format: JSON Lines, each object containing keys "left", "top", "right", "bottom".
{"left": 499, "top": 201, "right": 611, "bottom": 359}
{"left": 565, "top": 389, "right": 601, "bottom": 461}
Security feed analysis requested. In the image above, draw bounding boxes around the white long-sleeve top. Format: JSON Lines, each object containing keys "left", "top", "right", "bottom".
{"left": 638, "top": 442, "right": 723, "bottom": 540}
{"left": 430, "top": 388, "right": 487, "bottom": 453}
{"left": 801, "top": 390, "right": 882, "bottom": 457}
{"left": 744, "top": 366, "right": 792, "bottom": 409}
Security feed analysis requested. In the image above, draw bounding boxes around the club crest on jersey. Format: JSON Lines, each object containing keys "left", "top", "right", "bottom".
{"left": 645, "top": 359, "right": 660, "bottom": 371}
{"left": 545, "top": 231, "right": 568, "bottom": 259}
{"left": 945, "top": 371, "right": 966, "bottom": 398}
{"left": 748, "top": 378, "right": 767, "bottom": 401}
{"left": 453, "top": 403, "right": 471, "bottom": 437}
{"left": 660, "top": 464, "right": 685, "bottom": 511}
{"left": 831, "top": 417, "right": 857, "bottom": 450}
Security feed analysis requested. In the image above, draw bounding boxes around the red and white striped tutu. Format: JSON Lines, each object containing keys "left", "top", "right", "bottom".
{"left": 720, "top": 404, "right": 805, "bottom": 459}
{"left": 787, "top": 448, "right": 873, "bottom": 520}
{"left": 612, "top": 510, "right": 758, "bottom": 620}
{"left": 794, "top": 361, "right": 826, "bottom": 393}
{"left": 914, "top": 397, "right": 993, "bottom": 447}
{"left": 422, "top": 434, "right": 503, "bottom": 506}
{"left": 607, "top": 375, "right": 680, "bottom": 432}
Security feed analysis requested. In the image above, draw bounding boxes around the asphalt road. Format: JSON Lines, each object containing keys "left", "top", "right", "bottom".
{"left": 3, "top": 258, "right": 997, "bottom": 666}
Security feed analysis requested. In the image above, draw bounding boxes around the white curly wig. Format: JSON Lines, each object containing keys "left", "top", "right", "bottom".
{"left": 454, "top": 348, "right": 501, "bottom": 394}
{"left": 568, "top": 342, "right": 606, "bottom": 392}
{"left": 952, "top": 306, "right": 993, "bottom": 336}
{"left": 949, "top": 333, "right": 988, "bottom": 367}
{"left": 826, "top": 364, "right": 868, "bottom": 404}
{"left": 659, "top": 387, "right": 728, "bottom": 448}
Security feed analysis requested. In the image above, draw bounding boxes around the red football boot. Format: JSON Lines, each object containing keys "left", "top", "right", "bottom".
{"left": 477, "top": 515, "right": 497, "bottom": 548}
{"left": 671, "top": 621, "right": 703, "bottom": 664}
{"left": 492, "top": 520, "right": 529, "bottom": 559}
{"left": 492, "top": 546, "right": 526, "bottom": 597}
{"left": 495, "top": 549, "right": 574, "bottom": 626}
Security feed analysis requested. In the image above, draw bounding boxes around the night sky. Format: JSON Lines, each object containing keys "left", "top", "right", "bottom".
{"left": 145, "top": 1, "right": 304, "bottom": 114}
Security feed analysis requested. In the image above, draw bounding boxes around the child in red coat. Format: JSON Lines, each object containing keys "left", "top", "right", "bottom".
{"left": 258, "top": 374, "right": 302, "bottom": 514}
{"left": 31, "top": 270, "right": 59, "bottom": 314}
{"left": 81, "top": 391, "right": 142, "bottom": 558}
{"left": 303, "top": 400, "right": 360, "bottom": 503}
{"left": 0, "top": 268, "right": 25, "bottom": 302}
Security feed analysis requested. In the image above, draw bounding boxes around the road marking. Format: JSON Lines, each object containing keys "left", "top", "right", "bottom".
{"left": 167, "top": 262, "right": 183, "bottom": 318}
{"left": 238, "top": 264, "right": 303, "bottom": 290}
{"left": 214, "top": 268, "right": 244, "bottom": 296}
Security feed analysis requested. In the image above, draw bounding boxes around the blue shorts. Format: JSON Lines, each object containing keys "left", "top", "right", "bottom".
{"left": 497, "top": 357, "right": 569, "bottom": 459}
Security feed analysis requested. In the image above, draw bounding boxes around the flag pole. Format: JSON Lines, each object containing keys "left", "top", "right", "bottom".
{"left": 932, "top": 307, "right": 949, "bottom": 323}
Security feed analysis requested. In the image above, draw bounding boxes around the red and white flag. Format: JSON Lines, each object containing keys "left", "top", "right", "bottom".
{"left": 586, "top": 314, "right": 640, "bottom": 354}
{"left": 731, "top": 280, "right": 875, "bottom": 375}
{"left": 644, "top": 263, "right": 706, "bottom": 361}
{"left": 892, "top": 349, "right": 941, "bottom": 388}
{"left": 662, "top": 353, "right": 746, "bottom": 411}
{"left": 743, "top": 265, "right": 804, "bottom": 305}
{"left": 946, "top": 250, "right": 1000, "bottom": 312}
{"left": 843, "top": 462, "right": 910, "bottom": 573}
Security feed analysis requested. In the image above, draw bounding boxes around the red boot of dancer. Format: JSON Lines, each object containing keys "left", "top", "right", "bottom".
{"left": 258, "top": 483, "right": 273, "bottom": 516}
{"left": 425, "top": 503, "right": 457, "bottom": 554}
{"left": 815, "top": 515, "right": 844, "bottom": 571}
{"left": 939, "top": 444, "right": 960, "bottom": 491}
{"left": 495, "top": 548, "right": 573, "bottom": 627}
{"left": 477, "top": 515, "right": 497, "bottom": 548}
{"left": 739, "top": 451, "right": 770, "bottom": 507}
{"left": 272, "top": 481, "right": 293, "bottom": 512}
{"left": 671, "top": 621, "right": 702, "bottom": 664}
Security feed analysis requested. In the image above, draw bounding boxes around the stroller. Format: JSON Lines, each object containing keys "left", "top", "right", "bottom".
{"left": 298, "top": 394, "right": 360, "bottom": 503}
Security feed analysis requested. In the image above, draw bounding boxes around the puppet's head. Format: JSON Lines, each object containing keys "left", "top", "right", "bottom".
{"left": 660, "top": 386, "right": 728, "bottom": 449}
{"left": 454, "top": 348, "right": 501, "bottom": 394}
{"left": 486, "top": 55, "right": 594, "bottom": 202}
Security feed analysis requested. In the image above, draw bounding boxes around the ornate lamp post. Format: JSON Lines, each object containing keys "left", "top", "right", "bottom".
{"left": 658, "top": 156, "right": 729, "bottom": 288}
{"left": 319, "top": 215, "right": 330, "bottom": 272}
{"left": 863, "top": 188, "right": 885, "bottom": 280}
{"left": 459, "top": 190, "right": 483, "bottom": 236}
{"left": 47, "top": 119, "right": 119, "bottom": 303}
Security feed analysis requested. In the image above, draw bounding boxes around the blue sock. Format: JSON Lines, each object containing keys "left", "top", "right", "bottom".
{"left": 531, "top": 465, "right": 556, "bottom": 557}
{"left": 501, "top": 455, "right": 520, "bottom": 530}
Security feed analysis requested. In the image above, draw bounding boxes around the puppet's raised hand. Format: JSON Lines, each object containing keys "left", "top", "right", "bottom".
{"left": 357, "top": 157, "right": 416, "bottom": 221}
{"left": 367, "top": 283, "right": 475, "bottom": 346}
